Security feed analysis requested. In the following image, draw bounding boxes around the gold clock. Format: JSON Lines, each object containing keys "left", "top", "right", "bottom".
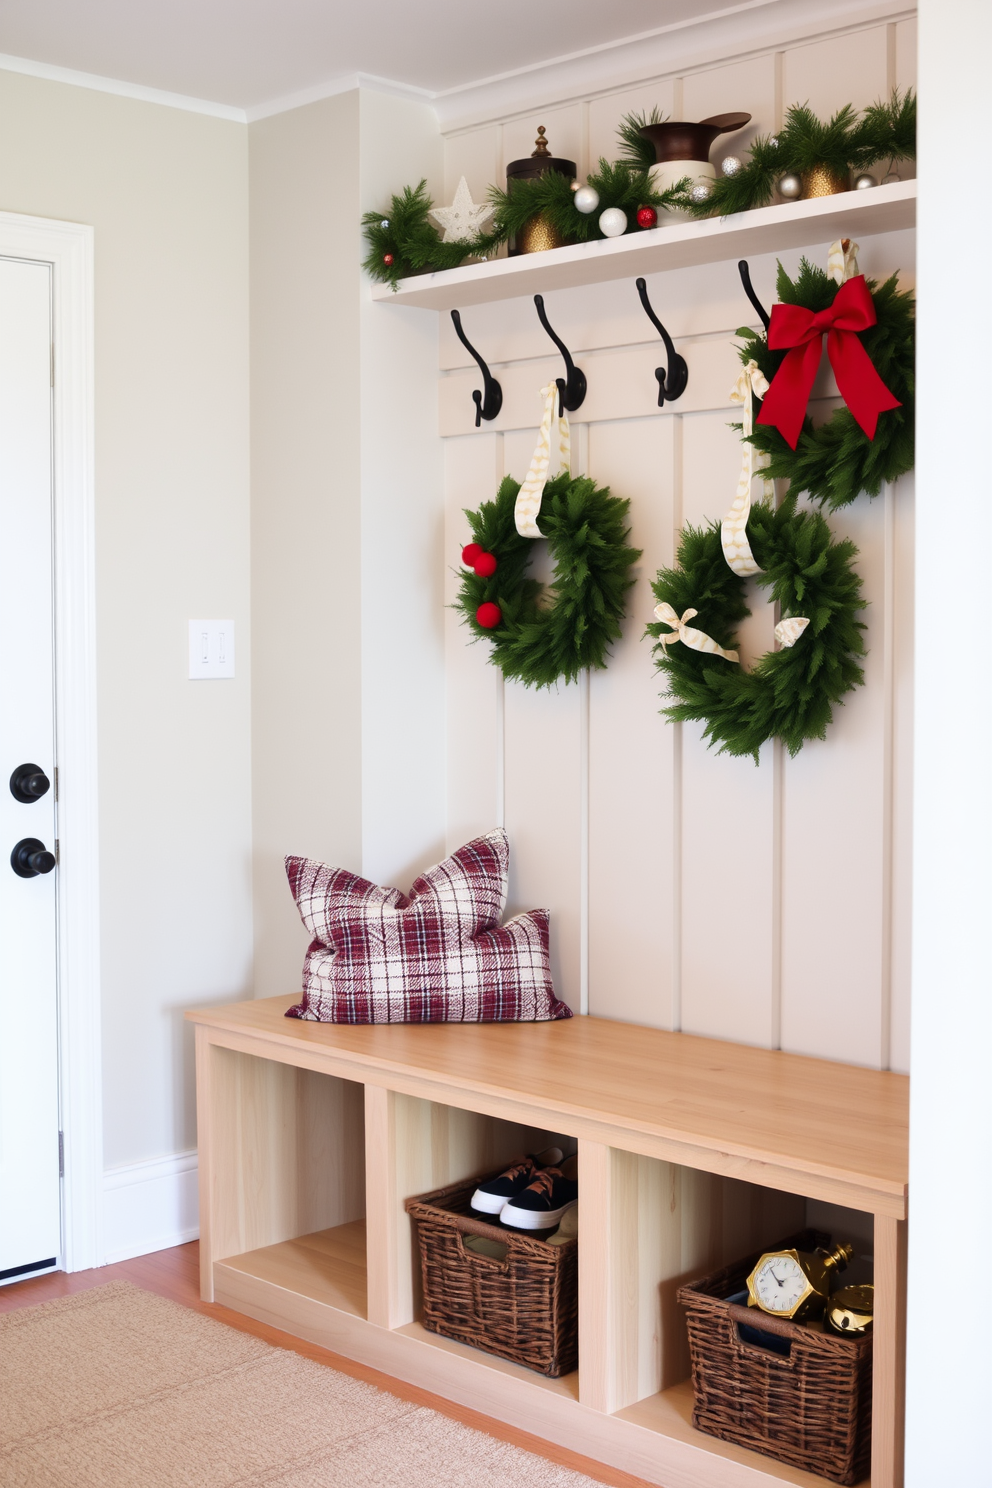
{"left": 746, "top": 1240, "right": 854, "bottom": 1320}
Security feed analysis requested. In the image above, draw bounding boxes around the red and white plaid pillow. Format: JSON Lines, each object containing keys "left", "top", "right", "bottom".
{"left": 285, "top": 829, "right": 571, "bottom": 1024}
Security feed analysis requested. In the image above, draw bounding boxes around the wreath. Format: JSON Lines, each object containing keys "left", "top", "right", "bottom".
{"left": 739, "top": 254, "right": 915, "bottom": 510}
{"left": 646, "top": 493, "right": 866, "bottom": 759}
{"left": 456, "top": 472, "right": 640, "bottom": 688}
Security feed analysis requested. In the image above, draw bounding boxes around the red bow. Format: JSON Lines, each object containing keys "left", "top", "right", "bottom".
{"left": 755, "top": 275, "right": 901, "bottom": 450}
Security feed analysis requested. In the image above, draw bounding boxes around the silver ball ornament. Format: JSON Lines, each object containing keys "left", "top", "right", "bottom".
{"left": 777, "top": 173, "right": 803, "bottom": 200}
{"left": 690, "top": 181, "right": 713, "bottom": 205}
{"left": 721, "top": 155, "right": 742, "bottom": 177}
{"left": 854, "top": 173, "right": 877, "bottom": 191}
{"left": 598, "top": 206, "right": 627, "bottom": 238}
{"left": 882, "top": 169, "right": 902, "bottom": 185}
{"left": 574, "top": 185, "right": 600, "bottom": 215}
{"left": 380, "top": 219, "right": 390, "bottom": 228}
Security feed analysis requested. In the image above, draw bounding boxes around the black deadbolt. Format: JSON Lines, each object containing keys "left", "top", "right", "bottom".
{"left": 10, "top": 763, "right": 51, "bottom": 803}
{"left": 11, "top": 838, "right": 56, "bottom": 878}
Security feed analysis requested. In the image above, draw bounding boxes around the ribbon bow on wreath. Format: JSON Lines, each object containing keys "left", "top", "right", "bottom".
{"left": 756, "top": 274, "right": 902, "bottom": 450}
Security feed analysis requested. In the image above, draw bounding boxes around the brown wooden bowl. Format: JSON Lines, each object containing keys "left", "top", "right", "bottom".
{"left": 639, "top": 112, "right": 752, "bottom": 163}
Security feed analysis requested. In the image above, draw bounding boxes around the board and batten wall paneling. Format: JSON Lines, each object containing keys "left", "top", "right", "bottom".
{"left": 437, "top": 12, "right": 913, "bottom": 1069}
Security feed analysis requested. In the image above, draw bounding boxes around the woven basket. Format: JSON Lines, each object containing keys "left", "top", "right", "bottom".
{"left": 678, "top": 1229, "right": 873, "bottom": 1485}
{"left": 405, "top": 1170, "right": 578, "bottom": 1377}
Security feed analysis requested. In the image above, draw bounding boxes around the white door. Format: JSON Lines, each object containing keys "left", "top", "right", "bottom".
{"left": 0, "top": 256, "right": 61, "bottom": 1282}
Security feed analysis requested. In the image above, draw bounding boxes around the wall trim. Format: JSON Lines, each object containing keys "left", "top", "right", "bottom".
{"left": 434, "top": 0, "right": 916, "bottom": 130}
{"left": 245, "top": 71, "right": 433, "bottom": 124}
{"left": 103, "top": 1150, "right": 199, "bottom": 1265}
{"left": 0, "top": 212, "right": 102, "bottom": 1274}
{"left": 0, "top": 50, "right": 245, "bottom": 121}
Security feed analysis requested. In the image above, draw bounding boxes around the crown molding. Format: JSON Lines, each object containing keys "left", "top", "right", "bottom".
{"left": 245, "top": 70, "right": 434, "bottom": 123}
{"left": 0, "top": 0, "right": 914, "bottom": 131}
{"left": 433, "top": 0, "right": 915, "bottom": 132}
{"left": 0, "top": 50, "right": 246, "bottom": 121}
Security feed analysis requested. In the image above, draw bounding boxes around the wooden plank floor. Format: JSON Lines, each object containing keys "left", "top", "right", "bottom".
{"left": 0, "top": 1242, "right": 654, "bottom": 1488}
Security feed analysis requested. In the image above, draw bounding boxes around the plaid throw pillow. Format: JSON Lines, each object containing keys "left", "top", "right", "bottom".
{"left": 285, "top": 829, "right": 571, "bottom": 1024}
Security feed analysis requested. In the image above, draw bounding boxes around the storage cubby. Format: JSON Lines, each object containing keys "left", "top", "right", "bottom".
{"left": 195, "top": 1037, "right": 368, "bottom": 1327}
{"left": 190, "top": 998, "right": 907, "bottom": 1488}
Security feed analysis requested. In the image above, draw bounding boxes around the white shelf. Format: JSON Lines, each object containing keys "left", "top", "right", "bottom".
{"left": 371, "top": 180, "right": 915, "bottom": 311}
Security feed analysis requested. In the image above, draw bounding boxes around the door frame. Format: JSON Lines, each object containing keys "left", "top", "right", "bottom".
{"left": 0, "top": 211, "right": 100, "bottom": 1272}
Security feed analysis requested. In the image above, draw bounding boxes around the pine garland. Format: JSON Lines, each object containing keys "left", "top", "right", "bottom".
{"left": 362, "top": 163, "right": 688, "bottom": 290}
{"left": 678, "top": 90, "right": 915, "bottom": 219}
{"left": 456, "top": 473, "right": 640, "bottom": 688}
{"left": 646, "top": 494, "right": 866, "bottom": 759}
{"left": 740, "top": 258, "right": 915, "bottom": 509}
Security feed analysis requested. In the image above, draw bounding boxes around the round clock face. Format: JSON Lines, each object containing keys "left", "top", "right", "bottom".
{"left": 754, "top": 1254, "right": 807, "bottom": 1314}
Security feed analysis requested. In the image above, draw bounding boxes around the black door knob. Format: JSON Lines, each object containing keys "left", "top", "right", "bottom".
{"left": 10, "top": 764, "right": 51, "bottom": 803}
{"left": 11, "top": 838, "right": 56, "bottom": 878}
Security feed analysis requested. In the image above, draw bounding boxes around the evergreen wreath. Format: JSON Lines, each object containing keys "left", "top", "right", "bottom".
{"left": 672, "top": 90, "right": 915, "bottom": 219}
{"left": 456, "top": 472, "right": 641, "bottom": 688}
{"left": 646, "top": 493, "right": 866, "bottom": 759}
{"left": 740, "top": 256, "right": 914, "bottom": 509}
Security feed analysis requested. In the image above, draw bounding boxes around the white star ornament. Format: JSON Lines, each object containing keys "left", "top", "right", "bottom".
{"left": 429, "top": 177, "right": 494, "bottom": 243}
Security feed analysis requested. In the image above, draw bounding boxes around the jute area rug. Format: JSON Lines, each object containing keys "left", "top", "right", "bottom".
{"left": 0, "top": 1282, "right": 602, "bottom": 1488}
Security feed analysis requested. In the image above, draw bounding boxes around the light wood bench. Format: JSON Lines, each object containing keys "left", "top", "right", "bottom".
{"left": 188, "top": 995, "right": 908, "bottom": 1488}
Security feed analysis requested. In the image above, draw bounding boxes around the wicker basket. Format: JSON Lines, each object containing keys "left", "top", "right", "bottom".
{"left": 678, "top": 1229, "right": 873, "bottom": 1485}
{"left": 405, "top": 1170, "right": 578, "bottom": 1378}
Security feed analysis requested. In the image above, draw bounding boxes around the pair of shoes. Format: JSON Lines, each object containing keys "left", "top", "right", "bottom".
{"left": 470, "top": 1149, "right": 578, "bottom": 1232}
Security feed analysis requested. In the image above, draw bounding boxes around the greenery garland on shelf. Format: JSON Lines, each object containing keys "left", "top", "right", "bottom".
{"left": 362, "top": 165, "right": 688, "bottom": 290}
{"left": 741, "top": 256, "right": 915, "bottom": 510}
{"left": 672, "top": 91, "right": 915, "bottom": 219}
{"left": 646, "top": 494, "right": 866, "bottom": 760}
{"left": 456, "top": 472, "right": 640, "bottom": 688}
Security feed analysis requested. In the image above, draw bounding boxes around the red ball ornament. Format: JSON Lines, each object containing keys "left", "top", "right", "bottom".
{"left": 461, "top": 542, "right": 483, "bottom": 566}
{"left": 636, "top": 206, "right": 658, "bottom": 229}
{"left": 383, "top": 253, "right": 394, "bottom": 265}
{"left": 473, "top": 551, "right": 497, "bottom": 578}
{"left": 476, "top": 602, "right": 502, "bottom": 630}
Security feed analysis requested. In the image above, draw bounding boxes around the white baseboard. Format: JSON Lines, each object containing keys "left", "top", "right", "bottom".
{"left": 102, "top": 1149, "right": 199, "bottom": 1265}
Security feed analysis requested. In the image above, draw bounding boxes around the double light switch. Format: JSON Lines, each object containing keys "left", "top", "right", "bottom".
{"left": 188, "top": 620, "right": 235, "bottom": 679}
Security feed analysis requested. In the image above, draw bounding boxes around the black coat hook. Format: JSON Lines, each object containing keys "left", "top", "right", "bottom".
{"left": 450, "top": 310, "right": 503, "bottom": 427}
{"left": 533, "top": 295, "right": 587, "bottom": 415}
{"left": 635, "top": 278, "right": 688, "bottom": 406}
{"left": 738, "top": 260, "right": 770, "bottom": 331}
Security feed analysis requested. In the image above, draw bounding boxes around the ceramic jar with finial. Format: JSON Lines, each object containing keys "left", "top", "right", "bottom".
{"left": 638, "top": 112, "right": 752, "bottom": 202}
{"left": 506, "top": 127, "right": 577, "bottom": 255}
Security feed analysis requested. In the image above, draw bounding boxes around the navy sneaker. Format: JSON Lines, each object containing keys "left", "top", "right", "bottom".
{"left": 470, "top": 1147, "right": 563, "bottom": 1217}
{"left": 500, "top": 1155, "right": 578, "bottom": 1231}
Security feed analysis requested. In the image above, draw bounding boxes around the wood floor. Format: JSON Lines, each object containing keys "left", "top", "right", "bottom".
{"left": 0, "top": 1242, "right": 654, "bottom": 1488}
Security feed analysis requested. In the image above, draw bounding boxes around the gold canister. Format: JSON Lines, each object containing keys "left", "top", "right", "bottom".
{"left": 802, "top": 165, "right": 850, "bottom": 198}
{"left": 825, "top": 1283, "right": 874, "bottom": 1336}
{"left": 517, "top": 212, "right": 563, "bottom": 254}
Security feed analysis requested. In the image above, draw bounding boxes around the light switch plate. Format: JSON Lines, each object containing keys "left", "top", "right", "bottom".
{"left": 189, "top": 620, "right": 235, "bottom": 679}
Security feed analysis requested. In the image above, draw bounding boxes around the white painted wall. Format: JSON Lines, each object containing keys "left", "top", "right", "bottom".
{"left": 905, "top": 1, "right": 992, "bottom": 1480}
{"left": 249, "top": 88, "right": 445, "bottom": 999}
{"left": 435, "top": 12, "right": 916, "bottom": 1069}
{"left": 0, "top": 71, "right": 252, "bottom": 1252}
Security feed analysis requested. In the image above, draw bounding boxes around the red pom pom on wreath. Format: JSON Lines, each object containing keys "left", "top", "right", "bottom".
{"left": 383, "top": 253, "right": 394, "bottom": 266}
{"left": 473, "top": 551, "right": 497, "bottom": 578}
{"left": 461, "top": 542, "right": 483, "bottom": 566}
{"left": 636, "top": 206, "right": 658, "bottom": 229}
{"left": 476, "top": 602, "right": 502, "bottom": 630}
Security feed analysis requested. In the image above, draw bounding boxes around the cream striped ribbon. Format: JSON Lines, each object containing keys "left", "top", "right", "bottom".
{"left": 514, "top": 382, "right": 571, "bottom": 538}
{"left": 653, "top": 604, "right": 739, "bottom": 664}
{"left": 827, "top": 237, "right": 860, "bottom": 285}
{"left": 722, "top": 360, "right": 770, "bottom": 577}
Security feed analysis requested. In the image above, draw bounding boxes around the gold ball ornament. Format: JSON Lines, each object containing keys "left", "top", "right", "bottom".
{"left": 777, "top": 173, "right": 803, "bottom": 200}
{"left": 854, "top": 173, "right": 877, "bottom": 191}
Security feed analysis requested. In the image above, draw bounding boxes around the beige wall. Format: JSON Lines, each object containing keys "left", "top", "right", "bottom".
{"left": 248, "top": 93, "right": 364, "bottom": 1000}
{"left": 0, "top": 71, "right": 252, "bottom": 1167}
